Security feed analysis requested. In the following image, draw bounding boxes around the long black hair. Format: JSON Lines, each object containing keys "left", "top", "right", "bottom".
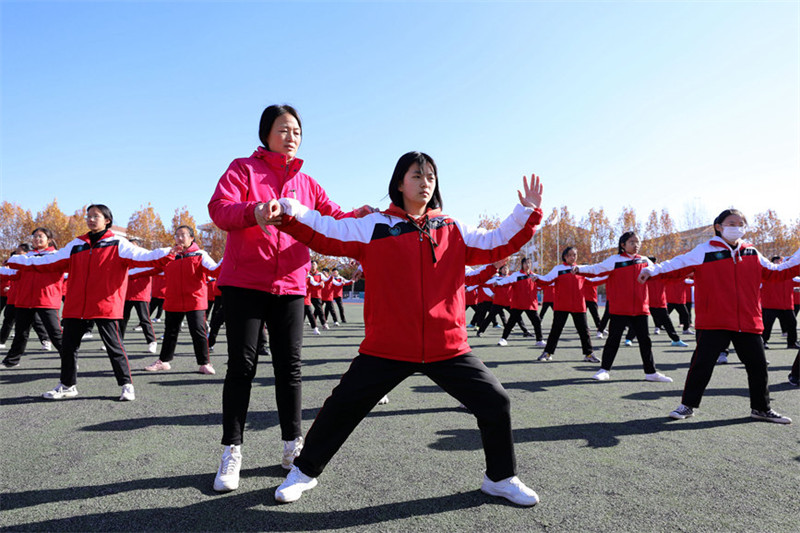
{"left": 618, "top": 231, "right": 638, "bottom": 255}
{"left": 87, "top": 204, "right": 113, "bottom": 229}
{"left": 258, "top": 104, "right": 302, "bottom": 151}
{"left": 388, "top": 151, "right": 443, "bottom": 211}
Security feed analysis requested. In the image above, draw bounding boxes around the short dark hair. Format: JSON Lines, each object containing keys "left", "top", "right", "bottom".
{"left": 175, "top": 225, "right": 195, "bottom": 239}
{"left": 649, "top": 256, "right": 657, "bottom": 263}
{"left": 259, "top": 105, "right": 302, "bottom": 151}
{"left": 561, "top": 246, "right": 576, "bottom": 261}
{"left": 713, "top": 208, "right": 747, "bottom": 237}
{"left": 770, "top": 256, "right": 782, "bottom": 263}
{"left": 388, "top": 151, "right": 442, "bottom": 212}
{"left": 87, "top": 204, "right": 113, "bottom": 229}
{"left": 618, "top": 231, "right": 638, "bottom": 255}
{"left": 31, "top": 227, "right": 57, "bottom": 248}
{"left": 18, "top": 243, "right": 32, "bottom": 253}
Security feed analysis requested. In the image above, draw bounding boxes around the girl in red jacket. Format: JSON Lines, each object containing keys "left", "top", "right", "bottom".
{"left": 269, "top": 151, "right": 543, "bottom": 506}
{"left": 1, "top": 245, "right": 51, "bottom": 350}
{"left": 7, "top": 205, "right": 172, "bottom": 401}
{"left": 144, "top": 225, "right": 219, "bottom": 374}
{"left": 576, "top": 232, "right": 672, "bottom": 383}
{"left": 641, "top": 209, "right": 800, "bottom": 423}
{"left": 536, "top": 247, "right": 597, "bottom": 362}
{"left": 760, "top": 256, "right": 798, "bottom": 349}
{"left": 496, "top": 257, "right": 545, "bottom": 347}
{"left": 1, "top": 228, "right": 64, "bottom": 367}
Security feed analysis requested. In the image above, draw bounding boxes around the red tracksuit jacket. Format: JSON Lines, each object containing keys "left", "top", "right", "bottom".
{"left": 536, "top": 263, "right": 587, "bottom": 313}
{"left": 580, "top": 254, "right": 654, "bottom": 316}
{"left": 163, "top": 243, "right": 220, "bottom": 313}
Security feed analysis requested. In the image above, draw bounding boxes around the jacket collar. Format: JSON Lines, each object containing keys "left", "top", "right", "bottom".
{"left": 709, "top": 236, "right": 751, "bottom": 252}
{"left": 382, "top": 204, "right": 442, "bottom": 220}
{"left": 179, "top": 242, "right": 201, "bottom": 254}
{"left": 252, "top": 146, "right": 304, "bottom": 175}
{"left": 79, "top": 229, "right": 114, "bottom": 243}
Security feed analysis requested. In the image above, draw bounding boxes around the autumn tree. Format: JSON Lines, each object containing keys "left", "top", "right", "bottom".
{"left": 33, "top": 199, "right": 72, "bottom": 248}
{"left": 127, "top": 204, "right": 171, "bottom": 249}
{"left": 198, "top": 222, "right": 227, "bottom": 261}
{"left": 580, "top": 207, "right": 615, "bottom": 263}
{"left": 748, "top": 210, "right": 794, "bottom": 257}
{"left": 0, "top": 201, "right": 34, "bottom": 256}
{"left": 171, "top": 206, "right": 202, "bottom": 246}
{"left": 477, "top": 213, "right": 501, "bottom": 230}
{"left": 66, "top": 205, "right": 88, "bottom": 242}
{"left": 615, "top": 206, "right": 641, "bottom": 239}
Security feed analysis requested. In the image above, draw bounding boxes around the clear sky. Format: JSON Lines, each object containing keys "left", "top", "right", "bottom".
{"left": 2, "top": 0, "right": 798, "bottom": 232}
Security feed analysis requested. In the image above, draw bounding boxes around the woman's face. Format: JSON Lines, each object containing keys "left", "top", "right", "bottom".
{"left": 32, "top": 231, "right": 49, "bottom": 250}
{"left": 623, "top": 236, "right": 640, "bottom": 255}
{"left": 564, "top": 249, "right": 578, "bottom": 265}
{"left": 267, "top": 113, "right": 302, "bottom": 158}
{"left": 85, "top": 207, "right": 110, "bottom": 233}
{"left": 398, "top": 162, "right": 436, "bottom": 213}
{"left": 174, "top": 228, "right": 193, "bottom": 249}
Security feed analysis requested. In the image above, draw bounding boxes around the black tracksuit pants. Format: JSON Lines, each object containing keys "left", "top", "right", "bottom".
{"left": 601, "top": 315, "right": 657, "bottom": 374}
{"left": 503, "top": 309, "right": 541, "bottom": 341}
{"left": 159, "top": 310, "right": 209, "bottom": 365}
{"left": 544, "top": 310, "right": 593, "bottom": 355}
{"left": 121, "top": 300, "right": 156, "bottom": 344}
{"left": 3, "top": 308, "right": 63, "bottom": 366}
{"left": 60, "top": 318, "right": 132, "bottom": 387}
{"left": 761, "top": 308, "right": 797, "bottom": 347}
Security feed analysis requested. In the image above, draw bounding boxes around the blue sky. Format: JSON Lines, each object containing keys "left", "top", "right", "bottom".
{"left": 2, "top": 0, "right": 798, "bottom": 233}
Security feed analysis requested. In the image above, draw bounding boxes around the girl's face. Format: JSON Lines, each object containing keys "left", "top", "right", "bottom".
{"left": 310, "top": 261, "right": 318, "bottom": 274}
{"left": 32, "top": 231, "right": 49, "bottom": 250}
{"left": 267, "top": 113, "right": 302, "bottom": 159}
{"left": 715, "top": 214, "right": 746, "bottom": 245}
{"left": 85, "top": 207, "right": 110, "bottom": 233}
{"left": 564, "top": 249, "right": 578, "bottom": 265}
{"left": 174, "top": 228, "right": 193, "bottom": 249}
{"left": 623, "top": 236, "right": 640, "bottom": 255}
{"left": 398, "top": 162, "right": 436, "bottom": 214}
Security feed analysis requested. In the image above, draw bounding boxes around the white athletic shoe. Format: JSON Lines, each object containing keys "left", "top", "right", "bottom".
{"left": 592, "top": 369, "right": 610, "bottom": 381}
{"left": 82, "top": 332, "right": 94, "bottom": 340}
{"left": 480, "top": 474, "right": 539, "bottom": 506}
{"left": 322, "top": 323, "right": 329, "bottom": 330}
{"left": 282, "top": 437, "right": 304, "bottom": 470}
{"left": 43, "top": 383, "right": 78, "bottom": 400}
{"left": 199, "top": 364, "right": 216, "bottom": 375}
{"left": 0, "top": 343, "right": 5, "bottom": 349}
{"left": 717, "top": 353, "right": 728, "bottom": 364}
{"left": 596, "top": 332, "right": 604, "bottom": 339}
{"left": 653, "top": 327, "right": 660, "bottom": 335}
{"left": 275, "top": 465, "right": 318, "bottom": 503}
{"left": 213, "top": 445, "right": 242, "bottom": 492}
{"left": 147, "top": 341, "right": 158, "bottom": 354}
{"left": 41, "top": 340, "right": 53, "bottom": 351}
{"left": 119, "top": 384, "right": 135, "bottom": 401}
{"left": 334, "top": 322, "right": 340, "bottom": 327}
{"left": 497, "top": 338, "right": 508, "bottom": 346}
{"left": 377, "top": 395, "right": 389, "bottom": 405}
{"left": 535, "top": 340, "right": 546, "bottom": 347}
{"left": 645, "top": 372, "right": 673, "bottom": 383}
{"left": 134, "top": 326, "right": 142, "bottom": 332}
{"left": 312, "top": 327, "right": 321, "bottom": 335}
{"left": 144, "top": 359, "right": 171, "bottom": 371}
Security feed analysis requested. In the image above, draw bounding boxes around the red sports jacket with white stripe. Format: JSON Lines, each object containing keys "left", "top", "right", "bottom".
{"left": 645, "top": 238, "right": 800, "bottom": 333}
{"left": 163, "top": 243, "right": 221, "bottom": 313}
{"left": 277, "top": 199, "right": 543, "bottom": 363}
{"left": 7, "top": 231, "right": 173, "bottom": 320}
{"left": 579, "top": 254, "right": 655, "bottom": 316}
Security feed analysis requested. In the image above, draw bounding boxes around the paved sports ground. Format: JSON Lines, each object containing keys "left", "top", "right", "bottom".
{"left": 2, "top": 303, "right": 798, "bottom": 532}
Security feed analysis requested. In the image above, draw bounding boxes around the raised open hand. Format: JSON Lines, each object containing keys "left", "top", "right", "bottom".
{"left": 518, "top": 173, "right": 543, "bottom": 209}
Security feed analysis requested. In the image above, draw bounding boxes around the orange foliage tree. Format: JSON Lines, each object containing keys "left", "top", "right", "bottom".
{"left": 171, "top": 207, "right": 202, "bottom": 247}
{"left": 0, "top": 201, "right": 34, "bottom": 257}
{"left": 198, "top": 223, "right": 227, "bottom": 261}
{"left": 748, "top": 209, "right": 795, "bottom": 258}
{"left": 127, "top": 204, "right": 171, "bottom": 249}
{"left": 580, "top": 207, "right": 615, "bottom": 263}
{"left": 32, "top": 199, "right": 72, "bottom": 248}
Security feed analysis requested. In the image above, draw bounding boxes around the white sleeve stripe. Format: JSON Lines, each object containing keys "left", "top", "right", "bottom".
{"left": 283, "top": 198, "right": 379, "bottom": 244}
{"left": 457, "top": 204, "right": 535, "bottom": 251}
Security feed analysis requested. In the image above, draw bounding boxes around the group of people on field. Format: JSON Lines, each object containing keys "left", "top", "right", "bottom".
{"left": 2, "top": 104, "right": 799, "bottom": 508}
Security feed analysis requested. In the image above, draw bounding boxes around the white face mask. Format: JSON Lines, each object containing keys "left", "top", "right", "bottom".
{"left": 721, "top": 226, "right": 746, "bottom": 242}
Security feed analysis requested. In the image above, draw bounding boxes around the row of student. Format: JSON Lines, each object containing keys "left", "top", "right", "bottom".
{"left": 305, "top": 261, "right": 354, "bottom": 332}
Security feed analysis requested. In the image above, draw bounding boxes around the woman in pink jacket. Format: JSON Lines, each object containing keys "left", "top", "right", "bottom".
{"left": 208, "top": 105, "right": 371, "bottom": 492}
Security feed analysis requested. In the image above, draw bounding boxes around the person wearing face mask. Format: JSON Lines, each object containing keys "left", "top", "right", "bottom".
{"left": 575, "top": 232, "right": 673, "bottom": 383}
{"left": 639, "top": 209, "right": 800, "bottom": 423}
{"left": 144, "top": 225, "right": 220, "bottom": 374}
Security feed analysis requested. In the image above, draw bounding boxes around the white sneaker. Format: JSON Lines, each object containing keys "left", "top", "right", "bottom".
{"left": 312, "top": 327, "right": 321, "bottom": 335}
{"left": 0, "top": 343, "right": 5, "bottom": 349}
{"left": 41, "top": 340, "right": 53, "bottom": 351}
{"left": 334, "top": 322, "right": 340, "bottom": 327}
{"left": 596, "top": 331, "right": 604, "bottom": 339}
{"left": 377, "top": 395, "right": 389, "bottom": 405}
{"left": 275, "top": 465, "right": 318, "bottom": 503}
{"left": 282, "top": 436, "right": 304, "bottom": 470}
{"left": 653, "top": 327, "right": 660, "bottom": 335}
{"left": 213, "top": 445, "right": 242, "bottom": 492}
{"left": 134, "top": 326, "right": 143, "bottom": 332}
{"left": 322, "top": 323, "right": 329, "bottom": 330}
{"left": 592, "top": 369, "right": 610, "bottom": 381}
{"left": 480, "top": 474, "right": 539, "bottom": 506}
{"left": 82, "top": 332, "right": 94, "bottom": 340}
{"left": 199, "top": 363, "right": 216, "bottom": 375}
{"left": 147, "top": 341, "right": 157, "bottom": 354}
{"left": 535, "top": 340, "right": 546, "bottom": 347}
{"left": 645, "top": 372, "right": 673, "bottom": 383}
{"left": 717, "top": 353, "right": 728, "bottom": 364}
{"left": 43, "top": 383, "right": 78, "bottom": 400}
{"left": 144, "top": 359, "right": 171, "bottom": 371}
{"left": 497, "top": 338, "right": 508, "bottom": 347}
{"left": 119, "top": 383, "right": 135, "bottom": 401}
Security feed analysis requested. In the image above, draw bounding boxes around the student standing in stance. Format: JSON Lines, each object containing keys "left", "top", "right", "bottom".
{"left": 268, "top": 151, "right": 544, "bottom": 506}
{"left": 640, "top": 209, "right": 799, "bottom": 423}
{"left": 496, "top": 258, "right": 545, "bottom": 347}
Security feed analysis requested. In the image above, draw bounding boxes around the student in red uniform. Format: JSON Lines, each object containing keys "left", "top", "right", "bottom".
{"left": 1, "top": 245, "right": 51, "bottom": 350}
{"left": 320, "top": 268, "right": 340, "bottom": 326}
{"left": 149, "top": 271, "right": 167, "bottom": 322}
{"left": 496, "top": 258, "right": 545, "bottom": 347}
{"left": 307, "top": 261, "right": 328, "bottom": 329}
{"left": 144, "top": 225, "right": 219, "bottom": 374}
{"left": 7, "top": 205, "right": 172, "bottom": 400}
{"left": 1, "top": 229, "right": 64, "bottom": 367}
{"left": 760, "top": 256, "right": 798, "bottom": 350}
{"left": 583, "top": 275, "right": 607, "bottom": 335}
{"left": 476, "top": 265, "right": 512, "bottom": 336}
{"left": 641, "top": 209, "right": 799, "bottom": 423}
{"left": 665, "top": 278, "right": 692, "bottom": 334}
{"left": 576, "top": 233, "right": 672, "bottom": 383}
{"left": 120, "top": 266, "right": 158, "bottom": 353}
{"left": 535, "top": 247, "right": 597, "bottom": 362}
{"left": 269, "top": 152, "right": 543, "bottom": 506}
{"left": 539, "top": 283, "right": 555, "bottom": 321}
{"left": 793, "top": 277, "right": 800, "bottom": 318}
{"left": 329, "top": 267, "right": 353, "bottom": 323}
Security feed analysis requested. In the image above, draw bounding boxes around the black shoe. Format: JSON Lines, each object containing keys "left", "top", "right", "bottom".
{"left": 522, "top": 332, "right": 533, "bottom": 338}
{"left": 2, "top": 360, "right": 19, "bottom": 368}
{"left": 751, "top": 408, "right": 792, "bottom": 424}
{"left": 789, "top": 374, "right": 799, "bottom": 387}
{"left": 258, "top": 346, "right": 271, "bottom": 357}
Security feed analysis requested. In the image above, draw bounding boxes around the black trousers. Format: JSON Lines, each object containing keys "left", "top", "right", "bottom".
{"left": 503, "top": 309, "right": 541, "bottom": 341}
{"left": 682, "top": 330, "right": 770, "bottom": 411}
{"left": 334, "top": 296, "right": 347, "bottom": 322}
{"left": 60, "top": 318, "right": 132, "bottom": 387}
{"left": 310, "top": 297, "right": 326, "bottom": 325}
{"left": 471, "top": 301, "right": 492, "bottom": 327}
{"left": 3, "top": 308, "right": 63, "bottom": 365}
{"left": 159, "top": 310, "right": 209, "bottom": 365}
{"left": 601, "top": 315, "right": 656, "bottom": 374}
{"left": 221, "top": 287, "right": 304, "bottom": 444}
{"left": 599, "top": 302, "right": 610, "bottom": 332}
{"left": 626, "top": 308, "right": 680, "bottom": 342}
{"left": 304, "top": 305, "right": 317, "bottom": 328}
{"left": 477, "top": 304, "right": 508, "bottom": 333}
{"left": 149, "top": 297, "right": 164, "bottom": 320}
{"left": 761, "top": 308, "right": 797, "bottom": 346}
{"left": 1, "top": 304, "right": 49, "bottom": 345}
{"left": 544, "top": 310, "right": 593, "bottom": 355}
{"left": 208, "top": 298, "right": 226, "bottom": 346}
{"left": 791, "top": 349, "right": 799, "bottom": 380}
{"left": 586, "top": 300, "right": 602, "bottom": 330}
{"left": 293, "top": 352, "right": 517, "bottom": 482}
{"left": 323, "top": 300, "right": 339, "bottom": 323}
{"left": 667, "top": 303, "right": 690, "bottom": 330}
{"left": 121, "top": 300, "right": 156, "bottom": 344}
{"left": 539, "top": 302, "right": 553, "bottom": 320}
